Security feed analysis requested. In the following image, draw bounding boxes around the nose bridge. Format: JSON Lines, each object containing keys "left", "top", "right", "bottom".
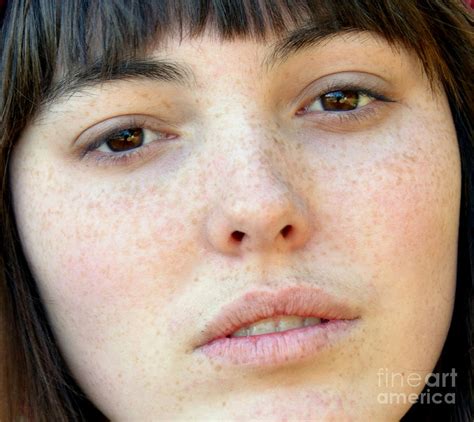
{"left": 207, "top": 102, "right": 285, "bottom": 185}
{"left": 208, "top": 107, "right": 292, "bottom": 207}
{"left": 204, "top": 109, "right": 313, "bottom": 255}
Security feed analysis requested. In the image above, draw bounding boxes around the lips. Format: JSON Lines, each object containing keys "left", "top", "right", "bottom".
{"left": 193, "top": 285, "right": 360, "bottom": 367}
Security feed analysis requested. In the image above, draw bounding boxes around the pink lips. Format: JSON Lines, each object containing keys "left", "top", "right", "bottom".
{"left": 193, "top": 286, "right": 360, "bottom": 367}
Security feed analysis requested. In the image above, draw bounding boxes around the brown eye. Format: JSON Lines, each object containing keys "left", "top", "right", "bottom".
{"left": 106, "top": 128, "right": 144, "bottom": 152}
{"left": 305, "top": 90, "right": 375, "bottom": 113}
{"left": 320, "top": 90, "right": 359, "bottom": 111}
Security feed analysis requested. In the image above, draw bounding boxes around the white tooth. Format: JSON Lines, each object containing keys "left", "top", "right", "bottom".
{"left": 303, "top": 317, "right": 322, "bottom": 327}
{"left": 229, "top": 315, "right": 321, "bottom": 338}
{"left": 276, "top": 316, "right": 305, "bottom": 332}
{"left": 248, "top": 318, "right": 277, "bottom": 336}
{"left": 230, "top": 327, "right": 249, "bottom": 337}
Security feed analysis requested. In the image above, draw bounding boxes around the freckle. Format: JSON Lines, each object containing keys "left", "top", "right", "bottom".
{"left": 214, "top": 365, "right": 222, "bottom": 372}
{"left": 222, "top": 401, "right": 226, "bottom": 407}
{"left": 136, "top": 238, "right": 151, "bottom": 249}
{"left": 402, "top": 152, "right": 417, "bottom": 163}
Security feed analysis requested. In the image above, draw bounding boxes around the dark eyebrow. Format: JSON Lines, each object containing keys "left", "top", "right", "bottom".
{"left": 264, "top": 26, "right": 372, "bottom": 70}
{"left": 43, "top": 58, "right": 195, "bottom": 107}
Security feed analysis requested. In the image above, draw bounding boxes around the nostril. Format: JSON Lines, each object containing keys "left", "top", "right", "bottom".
{"left": 280, "top": 225, "right": 292, "bottom": 238}
{"left": 231, "top": 231, "right": 245, "bottom": 242}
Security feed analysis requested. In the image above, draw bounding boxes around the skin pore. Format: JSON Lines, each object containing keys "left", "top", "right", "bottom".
{"left": 9, "top": 31, "right": 460, "bottom": 421}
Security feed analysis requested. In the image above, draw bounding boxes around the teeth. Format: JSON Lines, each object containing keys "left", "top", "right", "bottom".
{"left": 276, "top": 315, "right": 304, "bottom": 332}
{"left": 304, "top": 317, "right": 322, "bottom": 327}
{"left": 250, "top": 318, "right": 277, "bottom": 335}
{"left": 230, "top": 315, "right": 322, "bottom": 337}
{"left": 230, "top": 326, "right": 250, "bottom": 337}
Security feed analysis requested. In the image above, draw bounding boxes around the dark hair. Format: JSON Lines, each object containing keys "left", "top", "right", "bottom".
{"left": 1, "top": 1, "right": 473, "bottom": 421}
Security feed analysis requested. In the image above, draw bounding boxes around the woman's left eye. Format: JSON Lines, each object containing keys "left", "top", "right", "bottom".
{"left": 96, "top": 127, "right": 164, "bottom": 153}
{"left": 304, "top": 90, "right": 375, "bottom": 113}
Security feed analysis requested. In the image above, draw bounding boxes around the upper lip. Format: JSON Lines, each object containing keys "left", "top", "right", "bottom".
{"left": 194, "top": 285, "right": 360, "bottom": 348}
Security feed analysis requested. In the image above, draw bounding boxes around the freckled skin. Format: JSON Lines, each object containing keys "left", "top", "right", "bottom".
{"left": 9, "top": 32, "right": 460, "bottom": 421}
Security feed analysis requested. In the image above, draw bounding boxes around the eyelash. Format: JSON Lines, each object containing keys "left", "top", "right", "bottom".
{"left": 81, "top": 117, "right": 177, "bottom": 167}
{"left": 297, "top": 82, "right": 395, "bottom": 124}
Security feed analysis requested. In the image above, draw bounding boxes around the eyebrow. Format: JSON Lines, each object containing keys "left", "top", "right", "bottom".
{"left": 264, "top": 26, "right": 367, "bottom": 70}
{"left": 43, "top": 58, "right": 195, "bottom": 107}
{"left": 43, "top": 26, "right": 377, "bottom": 109}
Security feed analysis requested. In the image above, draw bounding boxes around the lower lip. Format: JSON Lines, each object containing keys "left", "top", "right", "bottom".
{"left": 195, "top": 319, "right": 358, "bottom": 367}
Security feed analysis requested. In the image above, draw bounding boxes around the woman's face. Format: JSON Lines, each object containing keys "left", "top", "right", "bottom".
{"left": 10, "top": 30, "right": 460, "bottom": 421}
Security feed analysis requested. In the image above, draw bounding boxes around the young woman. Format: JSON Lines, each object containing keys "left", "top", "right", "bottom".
{"left": 1, "top": 1, "right": 473, "bottom": 421}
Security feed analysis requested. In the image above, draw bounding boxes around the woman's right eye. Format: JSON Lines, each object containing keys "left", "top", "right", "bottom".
{"left": 82, "top": 124, "right": 178, "bottom": 167}
{"left": 100, "top": 128, "right": 145, "bottom": 153}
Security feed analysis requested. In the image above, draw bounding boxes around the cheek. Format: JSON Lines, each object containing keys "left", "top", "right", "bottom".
{"left": 390, "top": 138, "right": 458, "bottom": 264}
{"left": 9, "top": 155, "right": 209, "bottom": 403}
{"left": 336, "top": 121, "right": 460, "bottom": 375}
{"left": 9, "top": 153, "right": 205, "bottom": 323}
{"left": 366, "top": 150, "right": 459, "bottom": 267}
{"left": 317, "top": 117, "right": 461, "bottom": 279}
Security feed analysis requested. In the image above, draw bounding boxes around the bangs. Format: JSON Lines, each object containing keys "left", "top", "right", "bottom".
{"left": 23, "top": 0, "right": 454, "bottom": 85}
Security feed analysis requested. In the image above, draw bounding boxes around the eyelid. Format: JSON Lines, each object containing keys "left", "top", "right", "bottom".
{"left": 95, "top": 128, "right": 159, "bottom": 153}
{"left": 292, "top": 72, "right": 396, "bottom": 112}
{"left": 302, "top": 87, "right": 386, "bottom": 113}
{"left": 75, "top": 115, "right": 178, "bottom": 158}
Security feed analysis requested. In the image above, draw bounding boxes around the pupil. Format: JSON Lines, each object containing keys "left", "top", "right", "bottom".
{"left": 321, "top": 91, "right": 359, "bottom": 111}
{"left": 107, "top": 128, "right": 144, "bottom": 152}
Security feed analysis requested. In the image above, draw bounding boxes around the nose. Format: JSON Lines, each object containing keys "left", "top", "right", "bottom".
{"left": 204, "top": 144, "right": 313, "bottom": 256}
